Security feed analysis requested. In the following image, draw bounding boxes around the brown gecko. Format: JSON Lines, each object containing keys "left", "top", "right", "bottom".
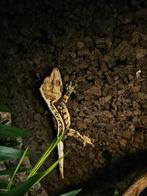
{"left": 40, "top": 67, "right": 93, "bottom": 179}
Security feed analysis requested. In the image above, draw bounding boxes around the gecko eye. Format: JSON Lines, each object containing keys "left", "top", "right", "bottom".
{"left": 55, "top": 80, "right": 62, "bottom": 87}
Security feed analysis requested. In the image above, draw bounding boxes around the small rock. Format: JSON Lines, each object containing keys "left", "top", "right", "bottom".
{"left": 128, "top": 74, "right": 134, "bottom": 81}
{"left": 141, "top": 103, "right": 147, "bottom": 114}
{"left": 63, "top": 74, "right": 69, "bottom": 82}
{"left": 104, "top": 52, "right": 116, "bottom": 68}
{"left": 132, "top": 117, "right": 140, "bottom": 128}
{"left": 72, "top": 101, "right": 79, "bottom": 113}
{"left": 86, "top": 71, "right": 93, "bottom": 81}
{"left": 140, "top": 115, "right": 147, "bottom": 126}
{"left": 105, "top": 73, "right": 114, "bottom": 84}
{"left": 79, "top": 111, "right": 85, "bottom": 117}
{"left": 131, "top": 31, "right": 141, "bottom": 44}
{"left": 136, "top": 48, "right": 147, "bottom": 59}
{"left": 77, "top": 41, "right": 85, "bottom": 49}
{"left": 77, "top": 48, "right": 90, "bottom": 58}
{"left": 114, "top": 75, "right": 119, "bottom": 81}
{"left": 76, "top": 119, "right": 87, "bottom": 130}
{"left": 93, "top": 49, "right": 108, "bottom": 71}
{"left": 100, "top": 95, "right": 112, "bottom": 104}
{"left": 85, "top": 86, "right": 102, "bottom": 97}
{"left": 114, "top": 41, "right": 135, "bottom": 61}
{"left": 84, "top": 37, "right": 94, "bottom": 49}
{"left": 141, "top": 33, "right": 147, "bottom": 41}
{"left": 105, "top": 37, "right": 113, "bottom": 49}
{"left": 122, "top": 130, "right": 133, "bottom": 139}
{"left": 95, "top": 37, "right": 112, "bottom": 50}
{"left": 131, "top": 85, "right": 141, "bottom": 92}
{"left": 119, "top": 138, "right": 127, "bottom": 147}
{"left": 129, "top": 124, "right": 136, "bottom": 132}
{"left": 88, "top": 152, "right": 95, "bottom": 159}
{"left": 70, "top": 52, "right": 77, "bottom": 58}
{"left": 103, "top": 111, "right": 113, "bottom": 118}
{"left": 118, "top": 13, "right": 133, "bottom": 24}
{"left": 95, "top": 37, "right": 106, "bottom": 49}
{"left": 99, "top": 59, "right": 108, "bottom": 71}
{"left": 79, "top": 63, "right": 89, "bottom": 70}
{"left": 134, "top": 136, "right": 142, "bottom": 144}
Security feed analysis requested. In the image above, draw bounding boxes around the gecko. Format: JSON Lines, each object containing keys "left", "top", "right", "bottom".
{"left": 39, "top": 67, "right": 94, "bottom": 179}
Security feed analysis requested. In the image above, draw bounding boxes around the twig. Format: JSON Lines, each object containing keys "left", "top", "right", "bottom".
{"left": 122, "top": 172, "right": 147, "bottom": 196}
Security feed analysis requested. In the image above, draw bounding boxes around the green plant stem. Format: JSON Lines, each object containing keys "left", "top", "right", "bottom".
{"left": 7, "top": 147, "right": 29, "bottom": 191}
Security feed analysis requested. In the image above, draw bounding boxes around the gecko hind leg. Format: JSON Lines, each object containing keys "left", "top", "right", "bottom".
{"left": 67, "top": 128, "right": 94, "bottom": 147}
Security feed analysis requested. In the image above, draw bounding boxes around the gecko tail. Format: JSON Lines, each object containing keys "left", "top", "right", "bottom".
{"left": 57, "top": 141, "right": 64, "bottom": 179}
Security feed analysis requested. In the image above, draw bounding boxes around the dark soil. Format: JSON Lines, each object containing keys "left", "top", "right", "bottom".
{"left": 0, "top": 0, "right": 147, "bottom": 195}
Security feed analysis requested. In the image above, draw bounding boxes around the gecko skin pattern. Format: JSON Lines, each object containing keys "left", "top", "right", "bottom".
{"left": 40, "top": 67, "right": 74, "bottom": 179}
{"left": 40, "top": 67, "right": 94, "bottom": 179}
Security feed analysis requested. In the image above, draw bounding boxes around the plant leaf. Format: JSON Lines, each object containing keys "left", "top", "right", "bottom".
{"left": 28, "top": 133, "right": 63, "bottom": 178}
{"left": 7, "top": 147, "right": 29, "bottom": 191}
{"left": 0, "top": 104, "right": 9, "bottom": 112}
{"left": 60, "top": 189, "right": 82, "bottom": 196}
{"left": 0, "top": 182, "right": 8, "bottom": 189}
{"left": 113, "top": 189, "right": 119, "bottom": 196}
{"left": 0, "top": 146, "right": 28, "bottom": 161}
{"left": 2, "top": 157, "right": 62, "bottom": 196}
{"left": 0, "top": 168, "right": 29, "bottom": 176}
{"left": 0, "top": 124, "right": 31, "bottom": 138}
{"left": 32, "top": 156, "right": 63, "bottom": 186}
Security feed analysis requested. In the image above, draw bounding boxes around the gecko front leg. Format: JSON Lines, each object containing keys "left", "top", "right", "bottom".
{"left": 58, "top": 81, "right": 94, "bottom": 147}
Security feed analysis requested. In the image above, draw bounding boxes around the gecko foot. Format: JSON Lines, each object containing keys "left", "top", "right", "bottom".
{"left": 67, "top": 129, "right": 94, "bottom": 147}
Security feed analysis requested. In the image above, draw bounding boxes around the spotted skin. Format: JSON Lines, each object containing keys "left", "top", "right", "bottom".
{"left": 40, "top": 67, "right": 94, "bottom": 179}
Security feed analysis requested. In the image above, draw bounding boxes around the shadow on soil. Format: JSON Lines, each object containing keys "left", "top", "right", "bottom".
{"left": 60, "top": 150, "right": 147, "bottom": 196}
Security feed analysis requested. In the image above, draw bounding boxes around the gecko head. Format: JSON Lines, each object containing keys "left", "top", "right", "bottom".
{"left": 40, "top": 67, "right": 63, "bottom": 103}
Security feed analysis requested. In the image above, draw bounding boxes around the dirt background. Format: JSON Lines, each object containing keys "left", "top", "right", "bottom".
{"left": 0, "top": 0, "right": 147, "bottom": 195}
